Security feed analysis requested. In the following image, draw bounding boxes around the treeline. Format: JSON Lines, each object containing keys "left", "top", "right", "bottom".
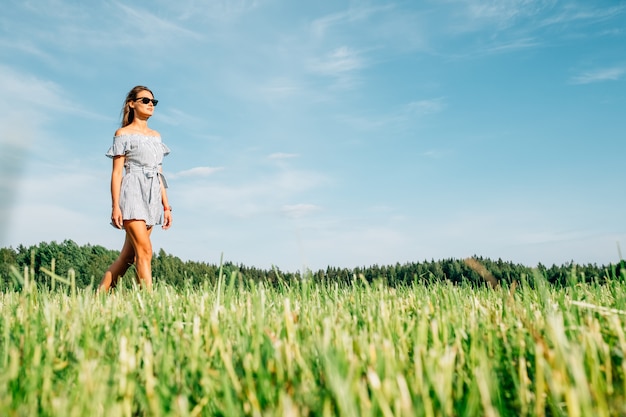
{"left": 0, "top": 239, "right": 623, "bottom": 290}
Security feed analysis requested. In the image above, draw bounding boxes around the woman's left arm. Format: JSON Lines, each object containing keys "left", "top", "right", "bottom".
{"left": 160, "top": 167, "right": 172, "bottom": 230}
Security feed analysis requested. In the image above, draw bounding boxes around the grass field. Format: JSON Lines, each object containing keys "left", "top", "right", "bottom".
{"left": 1, "top": 267, "right": 625, "bottom": 416}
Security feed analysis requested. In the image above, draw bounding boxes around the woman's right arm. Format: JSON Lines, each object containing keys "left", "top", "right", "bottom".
{"left": 110, "top": 155, "right": 125, "bottom": 229}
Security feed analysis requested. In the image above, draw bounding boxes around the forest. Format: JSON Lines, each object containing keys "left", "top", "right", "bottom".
{"left": 0, "top": 239, "right": 623, "bottom": 290}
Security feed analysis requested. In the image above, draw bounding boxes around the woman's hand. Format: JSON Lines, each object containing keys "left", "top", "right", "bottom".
{"left": 162, "top": 208, "right": 172, "bottom": 230}
{"left": 111, "top": 206, "right": 123, "bottom": 229}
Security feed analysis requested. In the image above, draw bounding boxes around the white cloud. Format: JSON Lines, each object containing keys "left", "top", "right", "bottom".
{"left": 114, "top": 2, "right": 204, "bottom": 42}
{"left": 421, "top": 149, "right": 448, "bottom": 159}
{"left": 0, "top": 65, "right": 109, "bottom": 121}
{"left": 173, "top": 168, "right": 329, "bottom": 219}
{"left": 310, "top": 4, "right": 395, "bottom": 39}
{"left": 447, "top": 0, "right": 558, "bottom": 30}
{"left": 257, "top": 78, "right": 303, "bottom": 101}
{"left": 481, "top": 38, "right": 542, "bottom": 54}
{"left": 171, "top": 166, "right": 224, "bottom": 178}
{"left": 439, "top": 2, "right": 625, "bottom": 58}
{"left": 309, "top": 3, "right": 428, "bottom": 57}
{"left": 541, "top": 4, "right": 626, "bottom": 26}
{"left": 298, "top": 223, "right": 413, "bottom": 270}
{"left": 268, "top": 153, "right": 299, "bottom": 160}
{"left": 4, "top": 1, "right": 206, "bottom": 58}
{"left": 406, "top": 98, "right": 446, "bottom": 116}
{"left": 174, "top": 0, "right": 261, "bottom": 22}
{"left": 338, "top": 97, "right": 446, "bottom": 131}
{"left": 309, "top": 46, "right": 364, "bottom": 76}
{"left": 0, "top": 65, "right": 69, "bottom": 113}
{"left": 19, "top": 0, "right": 91, "bottom": 20}
{"left": 0, "top": 63, "right": 108, "bottom": 244}
{"left": 0, "top": 38, "right": 55, "bottom": 63}
{"left": 470, "top": 0, "right": 555, "bottom": 21}
{"left": 155, "top": 108, "right": 208, "bottom": 127}
{"left": 281, "top": 203, "right": 322, "bottom": 219}
{"left": 2, "top": 162, "right": 112, "bottom": 249}
{"left": 438, "top": 0, "right": 555, "bottom": 34}
{"left": 570, "top": 67, "right": 626, "bottom": 84}
{"left": 14, "top": 168, "right": 102, "bottom": 205}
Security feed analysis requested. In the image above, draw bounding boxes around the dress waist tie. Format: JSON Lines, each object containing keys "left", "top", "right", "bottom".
{"left": 126, "top": 164, "right": 168, "bottom": 205}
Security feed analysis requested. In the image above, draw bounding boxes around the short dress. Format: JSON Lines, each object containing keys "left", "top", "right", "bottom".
{"left": 106, "top": 134, "right": 171, "bottom": 227}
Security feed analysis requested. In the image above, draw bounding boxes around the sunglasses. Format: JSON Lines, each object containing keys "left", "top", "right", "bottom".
{"left": 134, "top": 97, "right": 158, "bottom": 106}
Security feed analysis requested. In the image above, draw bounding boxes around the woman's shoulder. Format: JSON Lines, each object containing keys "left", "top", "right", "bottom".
{"left": 114, "top": 127, "right": 161, "bottom": 138}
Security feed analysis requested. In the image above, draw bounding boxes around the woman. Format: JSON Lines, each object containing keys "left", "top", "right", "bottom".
{"left": 99, "top": 86, "right": 172, "bottom": 291}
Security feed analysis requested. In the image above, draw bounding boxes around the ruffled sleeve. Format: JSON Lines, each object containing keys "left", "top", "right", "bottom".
{"left": 106, "top": 135, "right": 129, "bottom": 158}
{"left": 161, "top": 142, "right": 171, "bottom": 157}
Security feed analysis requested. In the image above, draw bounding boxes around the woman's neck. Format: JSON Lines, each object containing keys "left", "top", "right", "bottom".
{"left": 128, "top": 118, "right": 150, "bottom": 133}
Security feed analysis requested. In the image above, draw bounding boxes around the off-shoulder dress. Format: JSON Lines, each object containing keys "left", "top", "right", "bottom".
{"left": 106, "top": 134, "right": 171, "bottom": 227}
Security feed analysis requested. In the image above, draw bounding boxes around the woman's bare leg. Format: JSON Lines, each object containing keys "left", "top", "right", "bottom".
{"left": 124, "top": 220, "right": 154, "bottom": 290}
{"left": 98, "top": 234, "right": 135, "bottom": 292}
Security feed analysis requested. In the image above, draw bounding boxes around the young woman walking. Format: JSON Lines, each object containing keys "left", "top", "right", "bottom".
{"left": 99, "top": 86, "right": 171, "bottom": 291}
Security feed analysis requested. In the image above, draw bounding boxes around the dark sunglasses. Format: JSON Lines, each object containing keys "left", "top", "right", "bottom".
{"left": 134, "top": 97, "right": 158, "bottom": 106}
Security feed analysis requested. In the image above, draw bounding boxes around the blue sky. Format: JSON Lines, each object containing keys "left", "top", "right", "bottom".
{"left": 1, "top": 0, "right": 625, "bottom": 272}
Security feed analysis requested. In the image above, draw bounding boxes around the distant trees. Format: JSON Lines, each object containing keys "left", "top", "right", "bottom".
{"left": 0, "top": 247, "right": 18, "bottom": 284}
{"left": 3, "top": 240, "right": 120, "bottom": 288}
{"left": 0, "top": 239, "right": 621, "bottom": 290}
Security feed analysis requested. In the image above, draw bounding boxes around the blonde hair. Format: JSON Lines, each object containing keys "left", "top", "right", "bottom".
{"left": 121, "top": 86, "right": 154, "bottom": 127}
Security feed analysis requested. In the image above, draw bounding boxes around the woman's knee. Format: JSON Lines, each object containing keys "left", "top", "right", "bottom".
{"left": 134, "top": 244, "right": 152, "bottom": 261}
{"left": 124, "top": 220, "right": 153, "bottom": 261}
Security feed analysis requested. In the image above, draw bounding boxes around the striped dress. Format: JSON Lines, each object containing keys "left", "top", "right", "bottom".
{"left": 106, "top": 134, "right": 171, "bottom": 227}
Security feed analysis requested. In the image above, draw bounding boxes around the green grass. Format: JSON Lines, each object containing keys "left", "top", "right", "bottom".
{"left": 1, "top": 270, "right": 625, "bottom": 416}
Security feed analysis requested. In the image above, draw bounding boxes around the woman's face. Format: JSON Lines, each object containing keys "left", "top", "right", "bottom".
{"left": 130, "top": 90, "right": 156, "bottom": 118}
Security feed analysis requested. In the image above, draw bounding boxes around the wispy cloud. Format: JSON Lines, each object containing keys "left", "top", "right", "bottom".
{"left": 570, "top": 67, "right": 626, "bottom": 84}
{"left": 440, "top": 1, "right": 625, "bottom": 59}
{"left": 175, "top": 0, "right": 261, "bottom": 22}
{"left": 268, "top": 153, "right": 299, "bottom": 160}
{"left": 0, "top": 65, "right": 70, "bottom": 113}
{"left": 309, "top": 46, "right": 365, "bottom": 77}
{"left": 257, "top": 78, "right": 303, "bottom": 101}
{"left": 0, "top": 38, "right": 56, "bottom": 63}
{"left": 281, "top": 203, "right": 322, "bottom": 219}
{"left": 5, "top": 1, "right": 206, "bottom": 60}
{"left": 0, "top": 65, "right": 108, "bottom": 126}
{"left": 339, "top": 97, "right": 446, "bottom": 130}
{"left": 18, "top": 0, "right": 92, "bottom": 20}
{"left": 171, "top": 166, "right": 224, "bottom": 179}
{"left": 0, "top": 135, "right": 32, "bottom": 244}
{"left": 174, "top": 168, "right": 328, "bottom": 218}
{"left": 0, "top": 62, "right": 107, "bottom": 243}
{"left": 468, "top": 0, "right": 556, "bottom": 22}
{"left": 1, "top": 162, "right": 109, "bottom": 248}
{"left": 406, "top": 98, "right": 446, "bottom": 116}
{"left": 156, "top": 108, "right": 207, "bottom": 127}
{"left": 421, "top": 149, "right": 449, "bottom": 159}
{"left": 114, "top": 2, "right": 204, "bottom": 42}
{"left": 480, "top": 37, "right": 542, "bottom": 54}
{"left": 310, "top": 4, "right": 395, "bottom": 39}
{"left": 309, "top": 3, "right": 427, "bottom": 56}
{"left": 445, "top": 0, "right": 557, "bottom": 32}
{"left": 541, "top": 4, "right": 626, "bottom": 26}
